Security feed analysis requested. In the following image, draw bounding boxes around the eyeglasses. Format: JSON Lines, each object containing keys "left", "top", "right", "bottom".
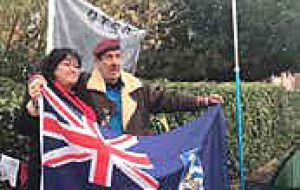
{"left": 59, "top": 58, "right": 81, "bottom": 69}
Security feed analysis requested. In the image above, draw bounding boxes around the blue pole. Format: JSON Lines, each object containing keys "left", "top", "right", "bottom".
{"left": 231, "top": 0, "right": 246, "bottom": 189}
{"left": 235, "top": 67, "right": 245, "bottom": 190}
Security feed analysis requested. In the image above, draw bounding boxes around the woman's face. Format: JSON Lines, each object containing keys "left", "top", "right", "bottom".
{"left": 54, "top": 56, "right": 81, "bottom": 89}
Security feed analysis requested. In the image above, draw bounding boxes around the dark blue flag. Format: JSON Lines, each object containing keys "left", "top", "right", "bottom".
{"left": 40, "top": 85, "right": 228, "bottom": 190}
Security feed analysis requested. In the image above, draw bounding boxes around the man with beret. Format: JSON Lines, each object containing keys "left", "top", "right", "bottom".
{"left": 75, "top": 38, "right": 224, "bottom": 136}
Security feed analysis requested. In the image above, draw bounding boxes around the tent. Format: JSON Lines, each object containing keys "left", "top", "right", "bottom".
{"left": 271, "top": 145, "right": 300, "bottom": 189}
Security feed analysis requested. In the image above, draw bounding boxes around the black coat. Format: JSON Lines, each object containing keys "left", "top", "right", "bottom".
{"left": 15, "top": 94, "right": 40, "bottom": 190}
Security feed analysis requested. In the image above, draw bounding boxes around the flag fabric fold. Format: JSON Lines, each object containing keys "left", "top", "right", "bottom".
{"left": 41, "top": 84, "right": 228, "bottom": 190}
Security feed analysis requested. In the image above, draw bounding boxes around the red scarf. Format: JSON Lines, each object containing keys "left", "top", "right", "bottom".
{"left": 53, "top": 81, "right": 97, "bottom": 123}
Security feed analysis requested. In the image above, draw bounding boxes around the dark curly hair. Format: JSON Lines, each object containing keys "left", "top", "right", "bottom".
{"left": 41, "top": 48, "right": 82, "bottom": 81}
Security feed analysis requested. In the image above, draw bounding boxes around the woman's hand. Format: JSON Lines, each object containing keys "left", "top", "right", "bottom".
{"left": 26, "top": 75, "right": 46, "bottom": 117}
{"left": 28, "top": 75, "right": 46, "bottom": 101}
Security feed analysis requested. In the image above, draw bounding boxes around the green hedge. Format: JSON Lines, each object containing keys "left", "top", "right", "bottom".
{"left": 0, "top": 77, "right": 294, "bottom": 183}
{"left": 0, "top": 77, "right": 28, "bottom": 165}
{"left": 0, "top": 77, "right": 25, "bottom": 111}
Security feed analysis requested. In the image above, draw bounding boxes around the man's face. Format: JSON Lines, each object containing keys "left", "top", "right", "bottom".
{"left": 96, "top": 50, "right": 122, "bottom": 84}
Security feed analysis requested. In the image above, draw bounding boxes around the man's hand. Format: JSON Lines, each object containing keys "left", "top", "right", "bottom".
{"left": 197, "top": 94, "right": 224, "bottom": 106}
{"left": 207, "top": 94, "right": 224, "bottom": 105}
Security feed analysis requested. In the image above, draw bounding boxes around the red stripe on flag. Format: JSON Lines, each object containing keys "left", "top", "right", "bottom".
{"left": 94, "top": 146, "right": 110, "bottom": 186}
{"left": 43, "top": 153, "right": 90, "bottom": 167}
{"left": 44, "top": 117, "right": 63, "bottom": 135}
{"left": 132, "top": 166, "right": 159, "bottom": 188}
{"left": 44, "top": 117, "right": 101, "bottom": 149}
{"left": 42, "top": 88, "right": 83, "bottom": 128}
{"left": 110, "top": 148, "right": 152, "bottom": 166}
{"left": 110, "top": 135, "right": 134, "bottom": 145}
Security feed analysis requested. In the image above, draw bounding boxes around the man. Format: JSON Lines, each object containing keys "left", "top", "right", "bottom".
{"left": 76, "top": 39, "right": 224, "bottom": 136}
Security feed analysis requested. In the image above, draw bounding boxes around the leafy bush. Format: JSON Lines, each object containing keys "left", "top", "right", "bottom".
{"left": 0, "top": 47, "right": 28, "bottom": 82}
{"left": 0, "top": 77, "right": 28, "bottom": 162}
{"left": 0, "top": 77, "right": 25, "bottom": 111}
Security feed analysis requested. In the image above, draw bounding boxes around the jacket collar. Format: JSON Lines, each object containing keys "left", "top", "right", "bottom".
{"left": 86, "top": 68, "right": 142, "bottom": 94}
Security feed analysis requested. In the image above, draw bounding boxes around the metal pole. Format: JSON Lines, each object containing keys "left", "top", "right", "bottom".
{"left": 231, "top": 0, "right": 245, "bottom": 189}
{"left": 39, "top": 96, "right": 44, "bottom": 190}
{"left": 46, "top": 0, "right": 55, "bottom": 54}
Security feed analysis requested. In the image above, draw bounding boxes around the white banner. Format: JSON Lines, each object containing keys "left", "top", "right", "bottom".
{"left": 0, "top": 154, "right": 20, "bottom": 188}
{"left": 47, "top": 0, "right": 146, "bottom": 72}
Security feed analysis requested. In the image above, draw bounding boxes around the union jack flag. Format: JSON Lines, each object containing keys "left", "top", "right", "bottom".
{"left": 40, "top": 83, "right": 229, "bottom": 190}
{"left": 41, "top": 84, "right": 158, "bottom": 189}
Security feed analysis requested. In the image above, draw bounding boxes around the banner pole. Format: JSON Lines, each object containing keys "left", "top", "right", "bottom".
{"left": 39, "top": 96, "right": 44, "bottom": 190}
{"left": 46, "top": 0, "right": 55, "bottom": 54}
{"left": 231, "top": 0, "right": 246, "bottom": 189}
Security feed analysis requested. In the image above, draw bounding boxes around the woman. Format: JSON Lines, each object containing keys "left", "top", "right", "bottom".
{"left": 15, "top": 48, "right": 92, "bottom": 189}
